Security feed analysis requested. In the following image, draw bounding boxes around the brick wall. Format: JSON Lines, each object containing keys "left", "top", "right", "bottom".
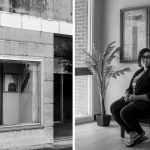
{"left": 75, "top": 0, "right": 89, "bottom": 116}
{"left": 75, "top": 0, "right": 88, "bottom": 67}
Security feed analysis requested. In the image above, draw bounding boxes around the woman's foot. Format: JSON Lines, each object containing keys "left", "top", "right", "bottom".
{"left": 129, "top": 131, "right": 139, "bottom": 140}
{"left": 126, "top": 131, "right": 145, "bottom": 147}
{"left": 126, "top": 131, "right": 140, "bottom": 147}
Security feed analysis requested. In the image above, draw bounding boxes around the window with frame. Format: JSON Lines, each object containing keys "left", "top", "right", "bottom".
{"left": 75, "top": 0, "right": 93, "bottom": 121}
{"left": 0, "top": 56, "right": 43, "bottom": 130}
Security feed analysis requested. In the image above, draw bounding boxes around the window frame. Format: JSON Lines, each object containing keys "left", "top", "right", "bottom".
{"left": 0, "top": 55, "right": 44, "bottom": 132}
{"left": 75, "top": 0, "right": 94, "bottom": 124}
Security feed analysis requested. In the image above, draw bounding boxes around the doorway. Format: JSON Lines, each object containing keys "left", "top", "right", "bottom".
{"left": 54, "top": 34, "right": 72, "bottom": 140}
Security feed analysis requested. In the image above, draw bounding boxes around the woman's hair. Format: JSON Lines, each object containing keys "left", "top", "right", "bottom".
{"left": 137, "top": 48, "right": 150, "bottom": 68}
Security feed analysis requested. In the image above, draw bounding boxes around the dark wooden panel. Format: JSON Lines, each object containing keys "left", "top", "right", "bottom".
{"left": 75, "top": 67, "right": 92, "bottom": 76}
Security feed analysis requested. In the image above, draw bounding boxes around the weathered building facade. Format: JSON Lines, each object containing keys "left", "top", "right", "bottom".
{"left": 0, "top": 0, "right": 72, "bottom": 149}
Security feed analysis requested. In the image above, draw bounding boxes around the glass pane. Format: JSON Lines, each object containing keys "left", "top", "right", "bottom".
{"left": 0, "top": 60, "right": 40, "bottom": 126}
{"left": 75, "top": 76, "right": 89, "bottom": 117}
{"left": 75, "top": 1, "right": 91, "bottom": 118}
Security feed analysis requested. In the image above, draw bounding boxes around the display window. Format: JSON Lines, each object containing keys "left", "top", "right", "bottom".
{"left": 0, "top": 56, "right": 43, "bottom": 131}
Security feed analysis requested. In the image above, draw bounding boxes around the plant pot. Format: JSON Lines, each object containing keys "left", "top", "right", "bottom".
{"left": 96, "top": 114, "right": 111, "bottom": 127}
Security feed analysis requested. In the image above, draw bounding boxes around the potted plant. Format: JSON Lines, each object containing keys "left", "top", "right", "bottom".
{"left": 82, "top": 41, "right": 131, "bottom": 127}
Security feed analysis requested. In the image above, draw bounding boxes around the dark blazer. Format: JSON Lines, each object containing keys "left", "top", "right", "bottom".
{"left": 126, "top": 67, "right": 150, "bottom": 110}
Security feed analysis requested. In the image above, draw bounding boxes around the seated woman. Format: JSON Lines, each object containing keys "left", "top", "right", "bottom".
{"left": 110, "top": 48, "right": 150, "bottom": 147}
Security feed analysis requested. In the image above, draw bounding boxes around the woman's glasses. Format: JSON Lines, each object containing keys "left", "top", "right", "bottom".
{"left": 141, "top": 55, "right": 150, "bottom": 61}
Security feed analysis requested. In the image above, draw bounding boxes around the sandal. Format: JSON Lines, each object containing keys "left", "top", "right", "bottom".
{"left": 137, "top": 136, "right": 148, "bottom": 144}
{"left": 126, "top": 134, "right": 140, "bottom": 147}
{"left": 126, "top": 131, "right": 146, "bottom": 147}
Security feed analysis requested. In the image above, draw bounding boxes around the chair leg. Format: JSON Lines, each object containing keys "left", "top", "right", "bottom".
{"left": 121, "top": 127, "right": 125, "bottom": 138}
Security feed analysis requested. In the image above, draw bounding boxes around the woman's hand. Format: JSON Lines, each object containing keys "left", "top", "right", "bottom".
{"left": 124, "top": 91, "right": 130, "bottom": 102}
{"left": 128, "top": 95, "right": 137, "bottom": 102}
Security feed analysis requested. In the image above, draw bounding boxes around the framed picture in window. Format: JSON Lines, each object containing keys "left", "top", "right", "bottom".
{"left": 4, "top": 73, "right": 18, "bottom": 93}
{"left": 120, "top": 7, "right": 148, "bottom": 63}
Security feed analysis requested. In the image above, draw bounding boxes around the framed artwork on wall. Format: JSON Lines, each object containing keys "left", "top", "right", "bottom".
{"left": 120, "top": 7, "right": 149, "bottom": 63}
{"left": 4, "top": 73, "right": 18, "bottom": 93}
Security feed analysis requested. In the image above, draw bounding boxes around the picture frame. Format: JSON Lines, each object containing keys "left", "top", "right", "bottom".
{"left": 120, "top": 7, "right": 148, "bottom": 63}
{"left": 4, "top": 73, "right": 18, "bottom": 93}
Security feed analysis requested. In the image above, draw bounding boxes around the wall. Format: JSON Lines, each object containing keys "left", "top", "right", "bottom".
{"left": 0, "top": 0, "right": 72, "bottom": 22}
{"left": 97, "top": 0, "right": 150, "bottom": 115}
{"left": 0, "top": 0, "right": 72, "bottom": 148}
{"left": 0, "top": 26, "right": 53, "bottom": 149}
{"left": 93, "top": 0, "right": 103, "bottom": 115}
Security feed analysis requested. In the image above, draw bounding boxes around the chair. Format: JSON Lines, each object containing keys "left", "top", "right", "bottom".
{"left": 121, "top": 116, "right": 150, "bottom": 138}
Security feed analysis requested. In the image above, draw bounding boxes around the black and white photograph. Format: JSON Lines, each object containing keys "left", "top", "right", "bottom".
{"left": 75, "top": 0, "right": 150, "bottom": 150}
{"left": 0, "top": 0, "right": 72, "bottom": 150}
{"left": 4, "top": 73, "right": 18, "bottom": 93}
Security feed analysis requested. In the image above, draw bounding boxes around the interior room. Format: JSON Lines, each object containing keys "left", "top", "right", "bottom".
{"left": 75, "top": 0, "right": 150, "bottom": 149}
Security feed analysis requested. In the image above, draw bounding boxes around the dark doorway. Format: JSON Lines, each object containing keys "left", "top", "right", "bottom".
{"left": 54, "top": 34, "right": 72, "bottom": 140}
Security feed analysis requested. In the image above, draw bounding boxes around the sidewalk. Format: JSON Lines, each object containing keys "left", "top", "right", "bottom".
{"left": 38, "top": 147, "right": 72, "bottom": 150}
{"left": 9, "top": 138, "right": 72, "bottom": 150}
{"left": 53, "top": 138, "right": 72, "bottom": 149}
{"left": 53, "top": 148, "right": 72, "bottom": 150}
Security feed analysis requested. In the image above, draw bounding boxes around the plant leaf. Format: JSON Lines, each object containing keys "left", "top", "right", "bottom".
{"left": 103, "top": 41, "right": 116, "bottom": 57}
{"left": 107, "top": 55, "right": 116, "bottom": 65}
{"left": 112, "top": 74, "right": 117, "bottom": 79}
{"left": 107, "top": 47, "right": 120, "bottom": 65}
{"left": 82, "top": 49, "right": 92, "bottom": 58}
{"left": 85, "top": 57, "right": 97, "bottom": 66}
{"left": 104, "top": 46, "right": 116, "bottom": 56}
{"left": 104, "top": 65, "right": 116, "bottom": 79}
{"left": 120, "top": 71, "right": 125, "bottom": 75}
{"left": 110, "top": 67, "right": 131, "bottom": 79}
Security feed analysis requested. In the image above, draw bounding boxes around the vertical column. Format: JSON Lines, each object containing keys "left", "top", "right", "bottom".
{"left": 31, "top": 63, "right": 39, "bottom": 123}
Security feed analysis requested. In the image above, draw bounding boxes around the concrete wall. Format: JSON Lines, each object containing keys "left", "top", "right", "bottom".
{"left": 94, "top": 0, "right": 150, "bottom": 115}
{"left": 0, "top": 26, "right": 54, "bottom": 149}
{"left": 0, "top": 0, "right": 72, "bottom": 22}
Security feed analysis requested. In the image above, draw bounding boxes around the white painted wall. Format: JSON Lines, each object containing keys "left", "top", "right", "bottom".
{"left": 93, "top": 0, "right": 103, "bottom": 115}
{"left": 94, "top": 0, "right": 150, "bottom": 115}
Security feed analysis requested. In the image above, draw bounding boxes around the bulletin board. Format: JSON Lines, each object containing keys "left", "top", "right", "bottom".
{"left": 120, "top": 7, "right": 148, "bottom": 63}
